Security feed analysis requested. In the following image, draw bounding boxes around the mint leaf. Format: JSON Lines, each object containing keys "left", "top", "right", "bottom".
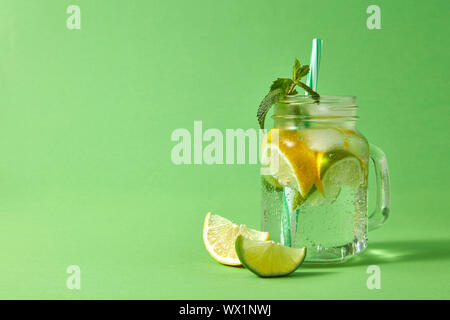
{"left": 298, "top": 65, "right": 309, "bottom": 79}
{"left": 270, "top": 78, "right": 293, "bottom": 93}
{"left": 293, "top": 58, "right": 301, "bottom": 81}
{"left": 257, "top": 57, "right": 320, "bottom": 128}
{"left": 257, "top": 88, "right": 284, "bottom": 129}
{"left": 293, "top": 58, "right": 309, "bottom": 82}
{"left": 296, "top": 80, "right": 319, "bottom": 98}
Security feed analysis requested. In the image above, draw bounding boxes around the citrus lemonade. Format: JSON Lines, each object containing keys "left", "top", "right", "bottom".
{"left": 261, "top": 126, "right": 369, "bottom": 263}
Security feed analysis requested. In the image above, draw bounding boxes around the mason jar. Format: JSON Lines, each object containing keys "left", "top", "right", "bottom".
{"left": 260, "top": 96, "right": 390, "bottom": 263}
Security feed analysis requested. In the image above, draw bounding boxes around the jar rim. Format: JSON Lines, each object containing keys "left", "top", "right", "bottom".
{"left": 278, "top": 95, "right": 357, "bottom": 106}
{"left": 273, "top": 95, "right": 359, "bottom": 122}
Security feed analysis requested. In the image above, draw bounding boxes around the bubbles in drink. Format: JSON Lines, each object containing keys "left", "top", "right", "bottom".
{"left": 261, "top": 128, "right": 369, "bottom": 263}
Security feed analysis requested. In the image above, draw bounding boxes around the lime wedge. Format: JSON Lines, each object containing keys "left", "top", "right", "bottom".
{"left": 235, "top": 235, "right": 307, "bottom": 277}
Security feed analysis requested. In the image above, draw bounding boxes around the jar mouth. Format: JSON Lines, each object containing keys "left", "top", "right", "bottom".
{"left": 273, "top": 95, "right": 359, "bottom": 122}
{"left": 278, "top": 95, "right": 357, "bottom": 106}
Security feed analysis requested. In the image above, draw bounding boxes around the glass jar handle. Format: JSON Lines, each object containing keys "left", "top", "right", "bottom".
{"left": 368, "top": 143, "right": 391, "bottom": 231}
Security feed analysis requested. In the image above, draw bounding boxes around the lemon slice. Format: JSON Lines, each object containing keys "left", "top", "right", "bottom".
{"left": 261, "top": 130, "right": 318, "bottom": 196}
{"left": 235, "top": 235, "right": 307, "bottom": 277}
{"left": 203, "top": 213, "right": 269, "bottom": 266}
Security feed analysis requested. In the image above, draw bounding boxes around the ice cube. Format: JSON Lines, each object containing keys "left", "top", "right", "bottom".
{"left": 301, "top": 128, "right": 344, "bottom": 152}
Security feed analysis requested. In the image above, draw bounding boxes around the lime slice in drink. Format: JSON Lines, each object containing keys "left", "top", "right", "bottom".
{"left": 261, "top": 174, "right": 283, "bottom": 191}
{"left": 318, "top": 151, "right": 364, "bottom": 199}
{"left": 235, "top": 235, "right": 307, "bottom": 277}
{"left": 203, "top": 213, "right": 269, "bottom": 266}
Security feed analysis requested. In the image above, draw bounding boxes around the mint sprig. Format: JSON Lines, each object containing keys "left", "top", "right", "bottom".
{"left": 257, "top": 58, "right": 319, "bottom": 129}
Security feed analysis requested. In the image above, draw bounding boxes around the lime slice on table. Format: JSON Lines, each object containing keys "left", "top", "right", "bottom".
{"left": 203, "top": 213, "right": 269, "bottom": 266}
{"left": 235, "top": 235, "right": 307, "bottom": 277}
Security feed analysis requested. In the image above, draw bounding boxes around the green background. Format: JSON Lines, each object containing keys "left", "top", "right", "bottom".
{"left": 0, "top": 0, "right": 449, "bottom": 299}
